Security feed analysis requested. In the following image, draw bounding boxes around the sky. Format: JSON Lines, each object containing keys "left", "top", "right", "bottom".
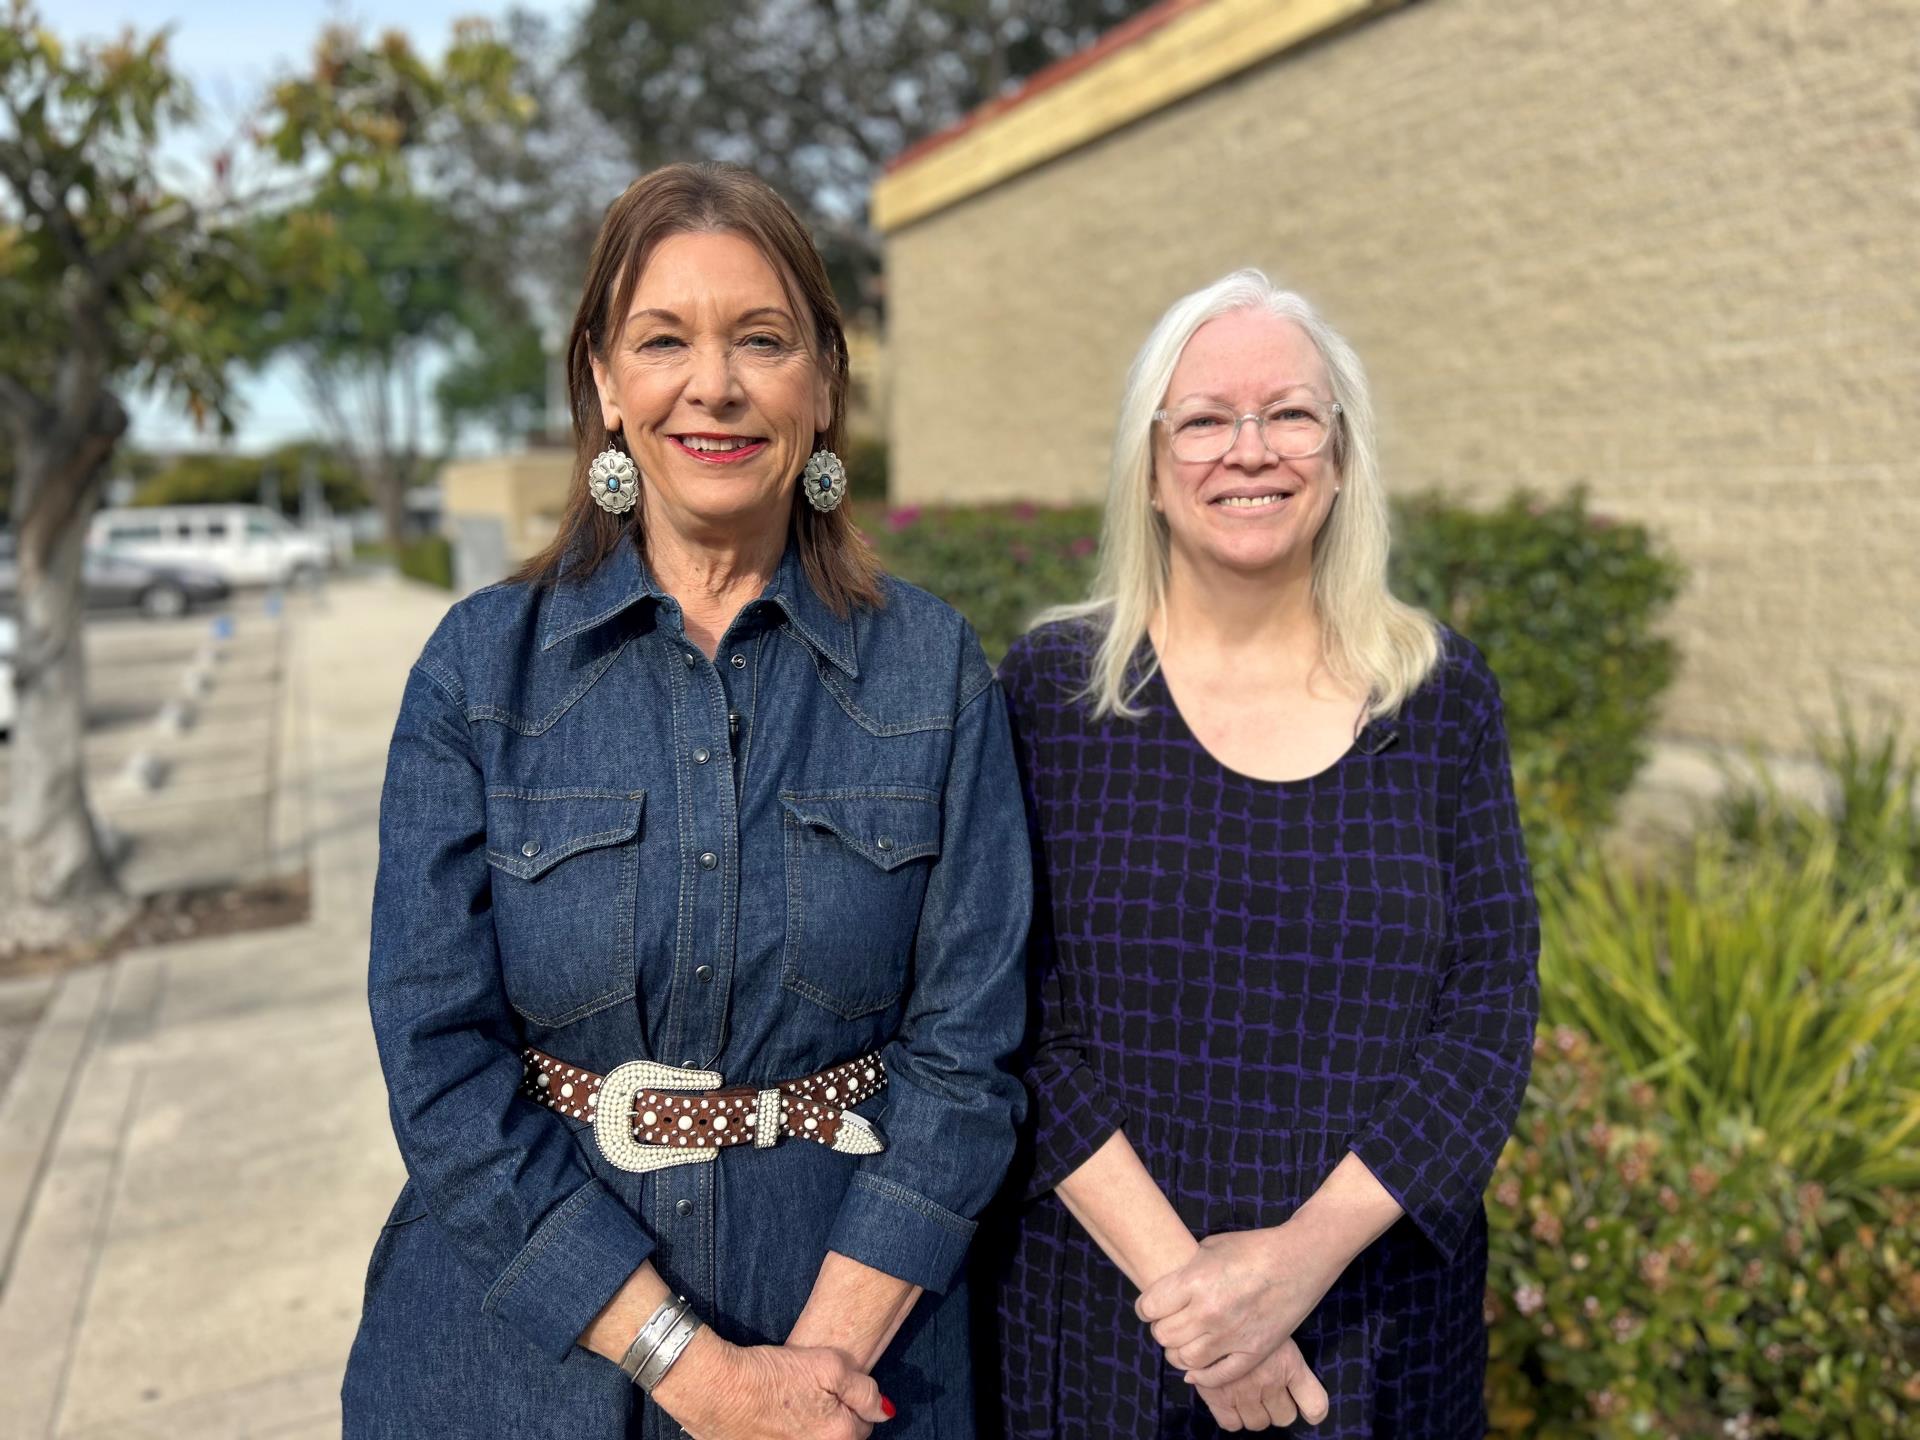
{"left": 54, "top": 0, "right": 581, "bottom": 455}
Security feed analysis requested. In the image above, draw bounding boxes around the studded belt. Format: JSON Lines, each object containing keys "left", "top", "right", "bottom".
{"left": 519, "top": 1047, "right": 887, "bottom": 1174}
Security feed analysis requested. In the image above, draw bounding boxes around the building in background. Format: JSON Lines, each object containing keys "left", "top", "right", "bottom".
{"left": 873, "top": 0, "right": 1920, "bottom": 806}
{"left": 439, "top": 449, "right": 572, "bottom": 592}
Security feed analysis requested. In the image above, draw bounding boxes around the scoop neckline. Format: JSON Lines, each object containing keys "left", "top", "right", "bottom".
{"left": 1145, "top": 646, "right": 1365, "bottom": 789}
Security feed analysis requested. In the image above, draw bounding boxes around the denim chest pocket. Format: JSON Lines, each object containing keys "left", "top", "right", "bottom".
{"left": 780, "top": 787, "right": 942, "bottom": 1020}
{"left": 485, "top": 787, "right": 644, "bottom": 1026}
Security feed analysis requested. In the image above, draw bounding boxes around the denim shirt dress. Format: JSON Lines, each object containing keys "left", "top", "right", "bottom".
{"left": 341, "top": 535, "right": 1030, "bottom": 1439}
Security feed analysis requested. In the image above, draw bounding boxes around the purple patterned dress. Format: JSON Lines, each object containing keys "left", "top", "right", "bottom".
{"left": 980, "top": 621, "right": 1539, "bottom": 1439}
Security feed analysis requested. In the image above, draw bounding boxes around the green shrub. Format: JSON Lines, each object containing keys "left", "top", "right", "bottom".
{"left": 864, "top": 503, "right": 1101, "bottom": 662}
{"left": 1719, "top": 704, "right": 1920, "bottom": 902}
{"left": 396, "top": 534, "right": 454, "bottom": 590}
{"left": 133, "top": 441, "right": 369, "bottom": 514}
{"left": 1391, "top": 489, "right": 1683, "bottom": 843}
{"left": 843, "top": 433, "right": 890, "bottom": 506}
{"left": 1487, "top": 1028, "right": 1920, "bottom": 1438}
{"left": 1541, "top": 839, "right": 1920, "bottom": 1193}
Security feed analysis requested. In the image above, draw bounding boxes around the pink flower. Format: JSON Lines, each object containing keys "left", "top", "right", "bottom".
{"left": 1514, "top": 1284, "right": 1544, "bottom": 1316}
{"left": 884, "top": 506, "right": 922, "bottom": 532}
{"left": 1068, "top": 536, "right": 1096, "bottom": 558}
{"left": 1012, "top": 501, "right": 1038, "bottom": 521}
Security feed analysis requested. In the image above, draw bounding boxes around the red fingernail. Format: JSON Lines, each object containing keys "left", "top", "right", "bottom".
{"left": 881, "top": 1396, "right": 897, "bottom": 1419}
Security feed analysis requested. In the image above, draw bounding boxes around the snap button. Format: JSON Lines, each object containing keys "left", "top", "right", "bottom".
{"left": 698, "top": 851, "right": 717, "bottom": 870}
{"left": 695, "top": 964, "right": 714, "bottom": 983}
{"left": 675, "top": 1198, "right": 693, "bottom": 1217}
{"left": 682, "top": 651, "right": 696, "bottom": 667}
{"left": 729, "top": 654, "right": 746, "bottom": 669}
{"left": 693, "top": 747, "right": 711, "bottom": 764}
{"left": 876, "top": 836, "right": 894, "bottom": 852}
{"left": 521, "top": 840, "right": 541, "bottom": 858}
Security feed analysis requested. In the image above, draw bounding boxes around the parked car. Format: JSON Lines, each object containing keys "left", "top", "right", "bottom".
{"left": 0, "top": 613, "right": 14, "bottom": 740}
{"left": 89, "top": 504, "right": 331, "bottom": 587}
{"left": 0, "top": 535, "right": 232, "bottom": 619}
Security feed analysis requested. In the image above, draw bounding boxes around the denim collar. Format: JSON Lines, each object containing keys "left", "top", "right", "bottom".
{"left": 539, "top": 531, "right": 860, "bottom": 678}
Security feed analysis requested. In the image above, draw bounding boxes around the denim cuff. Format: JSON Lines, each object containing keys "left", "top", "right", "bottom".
{"left": 481, "top": 1179, "right": 657, "bottom": 1362}
{"left": 825, "top": 1171, "right": 978, "bottom": 1295}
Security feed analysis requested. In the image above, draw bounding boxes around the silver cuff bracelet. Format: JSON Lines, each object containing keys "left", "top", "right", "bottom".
{"left": 619, "top": 1296, "right": 692, "bottom": 1385}
{"left": 634, "top": 1304, "right": 704, "bottom": 1393}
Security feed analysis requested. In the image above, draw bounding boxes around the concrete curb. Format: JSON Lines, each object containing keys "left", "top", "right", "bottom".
{"left": 0, "top": 967, "right": 111, "bottom": 1298}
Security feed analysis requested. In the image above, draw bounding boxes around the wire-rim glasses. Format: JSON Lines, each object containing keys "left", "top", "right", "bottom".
{"left": 1152, "top": 398, "right": 1343, "bottom": 463}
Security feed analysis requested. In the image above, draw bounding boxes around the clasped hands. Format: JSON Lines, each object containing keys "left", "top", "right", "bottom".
{"left": 651, "top": 1329, "right": 891, "bottom": 1440}
{"left": 1136, "top": 1223, "right": 1338, "bottom": 1432}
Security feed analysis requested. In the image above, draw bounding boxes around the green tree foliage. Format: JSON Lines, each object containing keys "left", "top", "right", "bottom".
{"left": 0, "top": 5, "right": 262, "bottom": 914}
{"left": 251, "top": 21, "right": 542, "bottom": 539}
{"left": 132, "top": 441, "right": 368, "bottom": 513}
{"left": 240, "top": 183, "right": 482, "bottom": 544}
{"left": 0, "top": 2, "right": 524, "bottom": 920}
{"left": 573, "top": 0, "right": 1161, "bottom": 308}
{"left": 434, "top": 303, "right": 548, "bottom": 448}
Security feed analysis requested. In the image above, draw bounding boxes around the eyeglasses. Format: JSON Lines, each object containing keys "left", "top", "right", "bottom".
{"left": 1152, "top": 398, "right": 1343, "bottom": 463}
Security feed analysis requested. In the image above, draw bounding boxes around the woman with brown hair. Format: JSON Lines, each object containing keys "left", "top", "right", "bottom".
{"left": 342, "top": 164, "right": 1030, "bottom": 1439}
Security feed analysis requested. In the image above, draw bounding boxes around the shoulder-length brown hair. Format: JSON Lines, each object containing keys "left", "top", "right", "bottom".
{"left": 511, "top": 163, "right": 883, "bottom": 614}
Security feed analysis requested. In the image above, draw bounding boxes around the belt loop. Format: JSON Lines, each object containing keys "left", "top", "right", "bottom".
{"left": 753, "top": 1089, "right": 783, "bottom": 1149}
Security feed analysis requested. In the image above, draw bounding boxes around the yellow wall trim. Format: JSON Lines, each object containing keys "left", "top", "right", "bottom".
{"left": 871, "top": 0, "right": 1407, "bottom": 234}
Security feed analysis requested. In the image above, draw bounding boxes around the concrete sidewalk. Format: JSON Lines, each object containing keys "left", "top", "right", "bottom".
{"left": 0, "top": 575, "right": 452, "bottom": 1440}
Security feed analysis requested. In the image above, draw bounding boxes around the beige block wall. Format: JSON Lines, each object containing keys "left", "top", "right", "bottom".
{"left": 883, "top": 0, "right": 1920, "bottom": 751}
{"left": 440, "top": 450, "right": 574, "bottom": 563}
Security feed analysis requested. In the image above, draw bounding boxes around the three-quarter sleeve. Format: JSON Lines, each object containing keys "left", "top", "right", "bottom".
{"left": 367, "top": 644, "right": 656, "bottom": 1361}
{"left": 824, "top": 650, "right": 1031, "bottom": 1293}
{"left": 1349, "top": 655, "right": 1541, "bottom": 1260}
{"left": 1000, "top": 641, "right": 1130, "bottom": 1201}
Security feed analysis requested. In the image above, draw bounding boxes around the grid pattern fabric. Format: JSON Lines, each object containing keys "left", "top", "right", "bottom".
{"left": 983, "top": 621, "right": 1539, "bottom": 1439}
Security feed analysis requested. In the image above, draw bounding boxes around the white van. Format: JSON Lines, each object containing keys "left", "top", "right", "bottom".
{"left": 90, "top": 505, "right": 331, "bottom": 588}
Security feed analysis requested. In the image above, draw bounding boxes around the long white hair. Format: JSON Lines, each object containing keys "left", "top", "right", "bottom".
{"left": 1037, "top": 269, "right": 1440, "bottom": 721}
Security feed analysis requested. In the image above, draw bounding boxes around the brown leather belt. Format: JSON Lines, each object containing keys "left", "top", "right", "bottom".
{"left": 519, "top": 1047, "right": 887, "bottom": 1175}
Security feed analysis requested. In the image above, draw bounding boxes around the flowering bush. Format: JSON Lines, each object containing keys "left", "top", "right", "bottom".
{"left": 863, "top": 502, "right": 1101, "bottom": 661}
{"left": 1486, "top": 1027, "right": 1920, "bottom": 1437}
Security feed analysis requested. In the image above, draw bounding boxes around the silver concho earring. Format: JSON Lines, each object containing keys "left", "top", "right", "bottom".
{"left": 801, "top": 448, "right": 848, "bottom": 513}
{"left": 589, "top": 439, "right": 639, "bottom": 515}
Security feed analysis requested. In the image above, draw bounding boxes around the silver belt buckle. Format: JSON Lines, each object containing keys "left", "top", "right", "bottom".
{"left": 593, "top": 1060, "right": 723, "bottom": 1174}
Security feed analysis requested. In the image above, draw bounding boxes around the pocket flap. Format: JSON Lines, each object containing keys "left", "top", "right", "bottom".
{"left": 780, "top": 788, "right": 941, "bottom": 871}
{"left": 486, "top": 788, "right": 645, "bottom": 881}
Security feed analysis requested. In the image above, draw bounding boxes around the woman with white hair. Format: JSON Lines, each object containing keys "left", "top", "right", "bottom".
{"left": 984, "top": 271, "right": 1539, "bottom": 1436}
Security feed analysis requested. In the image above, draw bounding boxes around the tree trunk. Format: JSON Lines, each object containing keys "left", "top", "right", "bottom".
{"left": 375, "top": 459, "right": 408, "bottom": 555}
{"left": 8, "top": 392, "right": 128, "bottom": 924}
